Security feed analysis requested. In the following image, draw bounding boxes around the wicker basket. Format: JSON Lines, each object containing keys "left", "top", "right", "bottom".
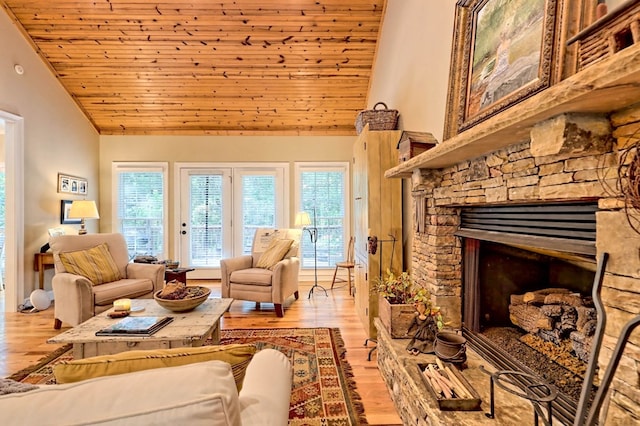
{"left": 355, "top": 102, "right": 399, "bottom": 134}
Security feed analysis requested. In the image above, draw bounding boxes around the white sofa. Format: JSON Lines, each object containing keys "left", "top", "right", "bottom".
{"left": 0, "top": 348, "right": 292, "bottom": 426}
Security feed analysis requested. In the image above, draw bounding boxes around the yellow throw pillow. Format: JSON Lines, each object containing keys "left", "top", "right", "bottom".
{"left": 58, "top": 243, "right": 122, "bottom": 285}
{"left": 256, "top": 238, "right": 294, "bottom": 270}
{"left": 54, "top": 344, "right": 257, "bottom": 391}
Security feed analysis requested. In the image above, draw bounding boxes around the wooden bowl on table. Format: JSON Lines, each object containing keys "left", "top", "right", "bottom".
{"left": 153, "top": 286, "right": 211, "bottom": 312}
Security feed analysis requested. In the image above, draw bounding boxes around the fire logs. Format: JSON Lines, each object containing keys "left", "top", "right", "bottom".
{"left": 509, "top": 288, "right": 595, "bottom": 362}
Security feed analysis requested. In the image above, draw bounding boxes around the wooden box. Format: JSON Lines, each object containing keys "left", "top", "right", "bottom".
{"left": 417, "top": 362, "right": 482, "bottom": 411}
{"left": 378, "top": 295, "right": 415, "bottom": 338}
{"left": 397, "top": 131, "right": 437, "bottom": 163}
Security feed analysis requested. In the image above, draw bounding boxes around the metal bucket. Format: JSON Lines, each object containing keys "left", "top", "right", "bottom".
{"left": 434, "top": 332, "right": 467, "bottom": 364}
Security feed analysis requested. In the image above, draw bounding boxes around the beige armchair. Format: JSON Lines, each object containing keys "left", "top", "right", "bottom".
{"left": 49, "top": 233, "right": 165, "bottom": 329}
{"left": 220, "top": 228, "right": 301, "bottom": 317}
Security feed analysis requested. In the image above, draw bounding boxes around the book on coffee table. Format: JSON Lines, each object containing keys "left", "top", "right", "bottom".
{"left": 95, "top": 316, "right": 174, "bottom": 337}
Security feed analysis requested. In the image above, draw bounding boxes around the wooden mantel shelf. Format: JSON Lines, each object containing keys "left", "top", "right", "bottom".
{"left": 385, "top": 42, "right": 640, "bottom": 178}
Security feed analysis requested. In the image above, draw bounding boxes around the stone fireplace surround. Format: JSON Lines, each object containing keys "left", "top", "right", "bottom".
{"left": 378, "top": 42, "right": 640, "bottom": 424}
{"left": 399, "top": 107, "right": 640, "bottom": 424}
{"left": 375, "top": 111, "right": 639, "bottom": 424}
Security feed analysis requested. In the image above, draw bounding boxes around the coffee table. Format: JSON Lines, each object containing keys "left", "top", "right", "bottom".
{"left": 48, "top": 298, "right": 233, "bottom": 359}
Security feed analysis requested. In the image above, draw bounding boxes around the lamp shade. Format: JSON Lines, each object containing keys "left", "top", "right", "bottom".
{"left": 68, "top": 200, "right": 100, "bottom": 220}
{"left": 295, "top": 211, "right": 311, "bottom": 227}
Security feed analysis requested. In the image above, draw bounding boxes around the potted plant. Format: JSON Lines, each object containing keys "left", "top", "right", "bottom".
{"left": 376, "top": 270, "right": 443, "bottom": 338}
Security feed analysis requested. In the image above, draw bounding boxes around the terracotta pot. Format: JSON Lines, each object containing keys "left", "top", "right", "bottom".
{"left": 378, "top": 294, "right": 416, "bottom": 338}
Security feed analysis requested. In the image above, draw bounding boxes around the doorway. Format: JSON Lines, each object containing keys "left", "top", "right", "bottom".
{"left": 0, "top": 120, "right": 5, "bottom": 298}
{"left": 0, "top": 111, "right": 25, "bottom": 313}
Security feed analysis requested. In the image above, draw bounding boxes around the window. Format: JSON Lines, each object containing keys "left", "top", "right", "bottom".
{"left": 295, "top": 163, "right": 350, "bottom": 269}
{"left": 233, "top": 169, "right": 285, "bottom": 255}
{"left": 185, "top": 170, "right": 228, "bottom": 267}
{"left": 112, "top": 163, "right": 168, "bottom": 259}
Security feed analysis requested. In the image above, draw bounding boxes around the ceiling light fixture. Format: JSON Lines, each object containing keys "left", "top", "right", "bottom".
{"left": 14, "top": 64, "right": 24, "bottom": 75}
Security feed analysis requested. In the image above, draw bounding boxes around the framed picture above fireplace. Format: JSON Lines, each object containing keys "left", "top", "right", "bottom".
{"left": 444, "top": 0, "right": 559, "bottom": 138}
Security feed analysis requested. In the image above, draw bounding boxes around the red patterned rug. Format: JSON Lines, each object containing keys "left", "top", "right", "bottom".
{"left": 9, "top": 327, "right": 367, "bottom": 425}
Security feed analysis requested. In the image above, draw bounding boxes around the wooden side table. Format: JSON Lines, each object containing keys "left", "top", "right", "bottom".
{"left": 34, "top": 252, "right": 55, "bottom": 289}
{"left": 164, "top": 268, "right": 195, "bottom": 283}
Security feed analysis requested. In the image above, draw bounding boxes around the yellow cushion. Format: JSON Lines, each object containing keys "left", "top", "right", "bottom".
{"left": 58, "top": 243, "right": 122, "bottom": 285}
{"left": 256, "top": 238, "right": 294, "bottom": 270}
{"left": 53, "top": 344, "right": 257, "bottom": 390}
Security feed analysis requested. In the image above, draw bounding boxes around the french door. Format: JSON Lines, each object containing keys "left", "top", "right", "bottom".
{"left": 177, "top": 164, "right": 287, "bottom": 277}
{"left": 179, "top": 167, "right": 232, "bottom": 270}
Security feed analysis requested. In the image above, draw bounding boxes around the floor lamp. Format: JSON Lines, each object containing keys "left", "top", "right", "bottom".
{"left": 295, "top": 209, "right": 327, "bottom": 298}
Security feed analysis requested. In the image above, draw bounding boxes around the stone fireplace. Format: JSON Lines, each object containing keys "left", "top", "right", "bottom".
{"left": 406, "top": 107, "right": 640, "bottom": 423}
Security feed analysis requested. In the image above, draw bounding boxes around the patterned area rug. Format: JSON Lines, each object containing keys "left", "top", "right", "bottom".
{"left": 9, "top": 327, "right": 367, "bottom": 425}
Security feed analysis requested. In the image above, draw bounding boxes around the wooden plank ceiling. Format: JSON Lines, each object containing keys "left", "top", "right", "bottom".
{"left": 1, "top": 0, "right": 387, "bottom": 135}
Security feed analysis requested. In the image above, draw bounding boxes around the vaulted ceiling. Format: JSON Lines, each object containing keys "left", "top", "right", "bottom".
{"left": 1, "top": 0, "right": 387, "bottom": 135}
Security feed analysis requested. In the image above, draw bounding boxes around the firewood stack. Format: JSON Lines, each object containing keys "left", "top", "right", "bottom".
{"left": 509, "top": 288, "right": 596, "bottom": 362}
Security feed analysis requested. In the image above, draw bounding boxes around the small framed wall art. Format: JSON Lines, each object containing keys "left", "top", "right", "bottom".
{"left": 58, "top": 173, "right": 88, "bottom": 195}
{"left": 60, "top": 200, "right": 81, "bottom": 224}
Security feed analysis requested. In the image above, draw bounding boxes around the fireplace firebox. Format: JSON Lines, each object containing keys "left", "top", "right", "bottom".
{"left": 457, "top": 202, "right": 601, "bottom": 423}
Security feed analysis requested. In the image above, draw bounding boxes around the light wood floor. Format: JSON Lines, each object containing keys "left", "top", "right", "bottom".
{"left": 0, "top": 280, "right": 402, "bottom": 425}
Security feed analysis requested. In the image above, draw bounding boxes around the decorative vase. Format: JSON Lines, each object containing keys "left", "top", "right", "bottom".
{"left": 378, "top": 294, "right": 416, "bottom": 338}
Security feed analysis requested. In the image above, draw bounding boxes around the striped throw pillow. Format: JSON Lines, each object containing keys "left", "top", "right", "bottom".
{"left": 54, "top": 344, "right": 257, "bottom": 391}
{"left": 256, "top": 238, "right": 294, "bottom": 270}
{"left": 59, "top": 243, "right": 122, "bottom": 285}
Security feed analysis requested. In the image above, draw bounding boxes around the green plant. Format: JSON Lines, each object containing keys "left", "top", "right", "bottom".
{"left": 376, "top": 270, "right": 445, "bottom": 329}
{"left": 376, "top": 269, "right": 413, "bottom": 304}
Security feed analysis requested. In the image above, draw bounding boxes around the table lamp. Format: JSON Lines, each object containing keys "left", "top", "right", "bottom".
{"left": 68, "top": 200, "right": 100, "bottom": 235}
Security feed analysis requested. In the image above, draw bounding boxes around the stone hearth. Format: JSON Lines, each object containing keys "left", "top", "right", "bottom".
{"left": 375, "top": 318, "right": 540, "bottom": 426}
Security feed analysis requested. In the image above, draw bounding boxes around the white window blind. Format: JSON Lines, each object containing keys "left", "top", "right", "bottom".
{"left": 240, "top": 173, "right": 277, "bottom": 255}
{"left": 113, "top": 163, "right": 167, "bottom": 259}
{"left": 189, "top": 174, "right": 224, "bottom": 266}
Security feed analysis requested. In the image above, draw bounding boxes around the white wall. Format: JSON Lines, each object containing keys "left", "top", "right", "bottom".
{"left": 367, "top": 0, "right": 457, "bottom": 269}
{"left": 368, "top": 0, "right": 456, "bottom": 143}
{"left": 0, "top": 9, "right": 99, "bottom": 302}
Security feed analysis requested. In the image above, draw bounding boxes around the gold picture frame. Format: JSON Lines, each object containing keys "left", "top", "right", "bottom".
{"left": 444, "top": 0, "right": 559, "bottom": 139}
